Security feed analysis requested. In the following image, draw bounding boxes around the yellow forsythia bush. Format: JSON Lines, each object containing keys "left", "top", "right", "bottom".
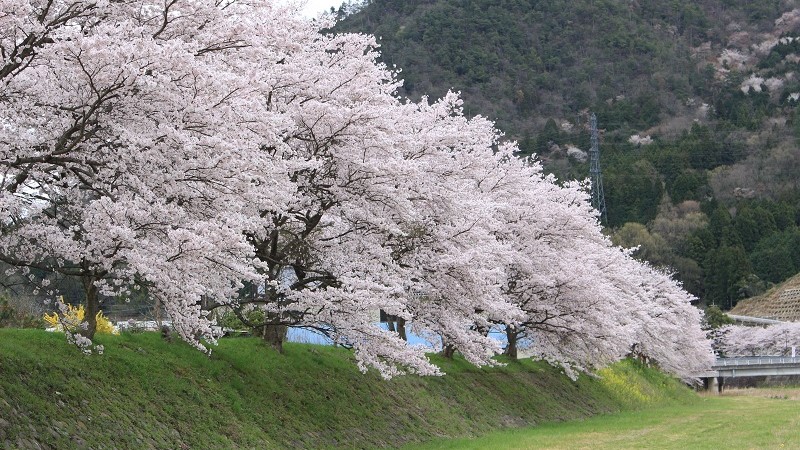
{"left": 43, "top": 303, "right": 119, "bottom": 335}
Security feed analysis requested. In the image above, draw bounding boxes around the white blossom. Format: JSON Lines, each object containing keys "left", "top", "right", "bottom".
{"left": 565, "top": 145, "right": 588, "bottom": 162}
{"left": 628, "top": 134, "right": 653, "bottom": 146}
{"left": 741, "top": 75, "right": 765, "bottom": 93}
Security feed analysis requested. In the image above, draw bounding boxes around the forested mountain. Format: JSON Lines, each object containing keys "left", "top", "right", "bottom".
{"left": 335, "top": 0, "right": 800, "bottom": 309}
{"left": 337, "top": 0, "right": 790, "bottom": 137}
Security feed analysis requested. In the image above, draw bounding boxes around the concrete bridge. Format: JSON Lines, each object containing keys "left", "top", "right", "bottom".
{"left": 701, "top": 357, "right": 800, "bottom": 392}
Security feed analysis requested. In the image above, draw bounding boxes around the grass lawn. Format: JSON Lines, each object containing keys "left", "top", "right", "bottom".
{"left": 407, "top": 389, "right": 800, "bottom": 449}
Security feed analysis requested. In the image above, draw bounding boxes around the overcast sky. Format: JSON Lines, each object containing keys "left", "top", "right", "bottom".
{"left": 297, "top": 0, "right": 342, "bottom": 17}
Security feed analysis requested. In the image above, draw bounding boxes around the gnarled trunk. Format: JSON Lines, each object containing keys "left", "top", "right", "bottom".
{"left": 504, "top": 326, "right": 518, "bottom": 359}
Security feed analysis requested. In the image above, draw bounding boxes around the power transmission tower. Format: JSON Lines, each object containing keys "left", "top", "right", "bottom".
{"left": 589, "top": 113, "right": 607, "bottom": 225}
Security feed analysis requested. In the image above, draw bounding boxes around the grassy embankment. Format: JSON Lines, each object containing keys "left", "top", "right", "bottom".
{"left": 408, "top": 389, "right": 800, "bottom": 449}
{"left": 1, "top": 328, "right": 693, "bottom": 449}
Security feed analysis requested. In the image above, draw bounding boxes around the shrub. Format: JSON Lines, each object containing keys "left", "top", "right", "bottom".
{"left": 43, "top": 303, "right": 118, "bottom": 335}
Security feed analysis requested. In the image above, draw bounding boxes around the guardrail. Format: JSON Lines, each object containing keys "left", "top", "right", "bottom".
{"left": 713, "top": 357, "right": 800, "bottom": 368}
{"left": 726, "top": 314, "right": 784, "bottom": 325}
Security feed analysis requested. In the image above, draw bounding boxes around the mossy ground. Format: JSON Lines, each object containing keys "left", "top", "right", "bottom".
{"left": 0, "top": 329, "right": 693, "bottom": 449}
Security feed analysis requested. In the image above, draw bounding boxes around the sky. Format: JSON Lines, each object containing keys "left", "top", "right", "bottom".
{"left": 296, "top": 0, "right": 342, "bottom": 17}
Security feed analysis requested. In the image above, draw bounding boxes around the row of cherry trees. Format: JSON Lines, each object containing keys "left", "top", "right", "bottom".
{"left": 0, "top": 0, "right": 713, "bottom": 379}
{"left": 716, "top": 323, "right": 800, "bottom": 357}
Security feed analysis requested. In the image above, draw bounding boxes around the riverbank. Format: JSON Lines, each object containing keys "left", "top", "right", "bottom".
{"left": 1, "top": 329, "right": 694, "bottom": 449}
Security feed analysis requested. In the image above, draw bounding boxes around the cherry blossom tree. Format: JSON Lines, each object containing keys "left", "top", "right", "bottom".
{"left": 483, "top": 154, "right": 713, "bottom": 380}
{"left": 488, "top": 161, "right": 631, "bottom": 368}
{"left": 376, "top": 95, "right": 522, "bottom": 366}
{"left": 0, "top": 0, "right": 300, "bottom": 349}
{"left": 620, "top": 261, "right": 714, "bottom": 381}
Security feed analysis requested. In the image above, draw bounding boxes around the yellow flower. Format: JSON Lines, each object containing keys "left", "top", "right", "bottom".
{"left": 43, "top": 303, "right": 119, "bottom": 335}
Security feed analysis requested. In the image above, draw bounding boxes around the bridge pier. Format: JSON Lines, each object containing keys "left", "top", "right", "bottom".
{"left": 717, "top": 376, "right": 725, "bottom": 393}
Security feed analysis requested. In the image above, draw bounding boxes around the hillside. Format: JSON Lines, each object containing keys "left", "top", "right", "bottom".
{"left": 336, "top": 0, "right": 799, "bottom": 193}
{"left": 337, "top": 0, "right": 792, "bottom": 138}
{"left": 0, "top": 330, "right": 695, "bottom": 449}
{"left": 731, "top": 272, "right": 800, "bottom": 320}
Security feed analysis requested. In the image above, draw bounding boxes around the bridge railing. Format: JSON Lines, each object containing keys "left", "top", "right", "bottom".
{"left": 713, "top": 357, "right": 800, "bottom": 368}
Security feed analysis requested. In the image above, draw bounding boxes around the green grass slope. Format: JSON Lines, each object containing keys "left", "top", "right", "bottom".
{"left": 0, "top": 329, "right": 694, "bottom": 449}
{"left": 406, "top": 394, "right": 800, "bottom": 449}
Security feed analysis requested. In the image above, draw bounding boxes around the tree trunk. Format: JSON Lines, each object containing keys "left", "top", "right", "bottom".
{"left": 80, "top": 275, "right": 99, "bottom": 339}
{"left": 397, "top": 317, "right": 407, "bottom": 341}
{"left": 441, "top": 343, "right": 456, "bottom": 359}
{"left": 261, "top": 323, "right": 288, "bottom": 353}
{"left": 387, "top": 315, "right": 396, "bottom": 332}
{"left": 504, "top": 327, "right": 518, "bottom": 359}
